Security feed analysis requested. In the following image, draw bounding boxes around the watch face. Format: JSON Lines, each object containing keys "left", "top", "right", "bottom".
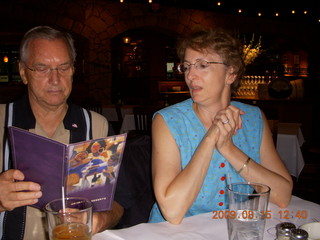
{"left": 268, "top": 78, "right": 293, "bottom": 98}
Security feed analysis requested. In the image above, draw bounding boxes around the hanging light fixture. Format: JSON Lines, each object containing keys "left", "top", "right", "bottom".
{"left": 149, "top": 0, "right": 152, "bottom": 3}
{"left": 120, "top": 0, "right": 124, "bottom": 3}
{"left": 3, "top": 56, "right": 8, "bottom": 63}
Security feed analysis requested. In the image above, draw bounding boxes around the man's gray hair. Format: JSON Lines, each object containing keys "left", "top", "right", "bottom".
{"left": 20, "top": 26, "right": 76, "bottom": 64}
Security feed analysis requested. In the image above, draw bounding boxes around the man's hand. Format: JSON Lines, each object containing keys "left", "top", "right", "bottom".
{"left": 0, "top": 169, "right": 42, "bottom": 212}
{"left": 92, "top": 201, "right": 124, "bottom": 234}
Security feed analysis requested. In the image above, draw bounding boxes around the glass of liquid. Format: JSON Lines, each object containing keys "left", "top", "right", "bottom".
{"left": 45, "top": 197, "right": 92, "bottom": 240}
{"left": 227, "top": 182, "right": 270, "bottom": 240}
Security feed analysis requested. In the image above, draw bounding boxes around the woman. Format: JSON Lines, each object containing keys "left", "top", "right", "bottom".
{"left": 149, "top": 29, "right": 292, "bottom": 224}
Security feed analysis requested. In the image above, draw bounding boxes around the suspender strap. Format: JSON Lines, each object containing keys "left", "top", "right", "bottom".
{"left": 1, "top": 102, "right": 25, "bottom": 240}
{"left": 3, "top": 103, "right": 13, "bottom": 171}
{"left": 63, "top": 104, "right": 92, "bottom": 142}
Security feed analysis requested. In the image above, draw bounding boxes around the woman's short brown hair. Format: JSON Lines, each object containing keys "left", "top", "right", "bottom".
{"left": 177, "top": 28, "right": 245, "bottom": 93}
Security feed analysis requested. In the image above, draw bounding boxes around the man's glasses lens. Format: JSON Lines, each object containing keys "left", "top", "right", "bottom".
{"left": 25, "top": 63, "right": 73, "bottom": 77}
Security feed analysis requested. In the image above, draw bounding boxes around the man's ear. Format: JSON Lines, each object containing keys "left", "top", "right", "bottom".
{"left": 18, "top": 62, "right": 28, "bottom": 85}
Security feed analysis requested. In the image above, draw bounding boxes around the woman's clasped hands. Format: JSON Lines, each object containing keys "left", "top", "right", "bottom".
{"left": 207, "top": 105, "right": 245, "bottom": 153}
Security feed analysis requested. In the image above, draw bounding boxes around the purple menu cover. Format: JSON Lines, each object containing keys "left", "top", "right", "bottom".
{"left": 8, "top": 126, "right": 127, "bottom": 211}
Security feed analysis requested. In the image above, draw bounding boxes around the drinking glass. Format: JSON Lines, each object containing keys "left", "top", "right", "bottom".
{"left": 44, "top": 197, "right": 93, "bottom": 240}
{"left": 227, "top": 182, "right": 270, "bottom": 240}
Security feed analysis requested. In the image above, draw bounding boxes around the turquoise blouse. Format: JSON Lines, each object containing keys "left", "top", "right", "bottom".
{"left": 148, "top": 98, "right": 263, "bottom": 223}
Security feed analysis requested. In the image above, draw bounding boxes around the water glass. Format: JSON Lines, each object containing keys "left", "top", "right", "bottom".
{"left": 227, "top": 182, "right": 270, "bottom": 240}
{"left": 44, "top": 197, "right": 93, "bottom": 240}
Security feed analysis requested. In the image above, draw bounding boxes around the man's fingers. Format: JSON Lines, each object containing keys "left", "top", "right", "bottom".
{"left": 1, "top": 190, "right": 42, "bottom": 211}
{"left": 13, "top": 181, "right": 41, "bottom": 192}
{"left": 0, "top": 169, "right": 24, "bottom": 181}
{"left": 2, "top": 198, "right": 40, "bottom": 211}
{"left": 12, "top": 169, "right": 25, "bottom": 181}
{"left": 7, "top": 188, "right": 42, "bottom": 201}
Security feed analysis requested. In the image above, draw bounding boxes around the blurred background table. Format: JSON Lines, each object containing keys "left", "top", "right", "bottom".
{"left": 120, "top": 114, "right": 135, "bottom": 133}
{"left": 102, "top": 105, "right": 138, "bottom": 134}
{"left": 102, "top": 105, "right": 136, "bottom": 122}
{"left": 276, "top": 123, "right": 305, "bottom": 178}
{"left": 119, "top": 106, "right": 161, "bottom": 134}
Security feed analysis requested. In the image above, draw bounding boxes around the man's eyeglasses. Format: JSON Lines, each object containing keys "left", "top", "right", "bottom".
{"left": 24, "top": 63, "right": 73, "bottom": 77}
{"left": 177, "top": 59, "right": 228, "bottom": 73}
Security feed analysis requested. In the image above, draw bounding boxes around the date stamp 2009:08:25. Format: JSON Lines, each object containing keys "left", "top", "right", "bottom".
{"left": 212, "top": 210, "right": 309, "bottom": 220}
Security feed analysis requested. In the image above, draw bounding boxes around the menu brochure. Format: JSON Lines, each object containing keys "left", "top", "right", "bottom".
{"left": 8, "top": 126, "right": 127, "bottom": 211}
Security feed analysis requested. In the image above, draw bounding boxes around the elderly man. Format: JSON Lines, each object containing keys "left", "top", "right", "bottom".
{"left": 0, "top": 26, "right": 129, "bottom": 239}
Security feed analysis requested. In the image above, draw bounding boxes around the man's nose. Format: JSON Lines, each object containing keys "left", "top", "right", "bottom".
{"left": 48, "top": 69, "right": 61, "bottom": 84}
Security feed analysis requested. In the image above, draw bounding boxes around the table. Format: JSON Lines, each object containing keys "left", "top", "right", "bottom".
{"left": 93, "top": 196, "right": 320, "bottom": 240}
{"left": 102, "top": 105, "right": 138, "bottom": 122}
{"left": 276, "top": 123, "right": 305, "bottom": 178}
{"left": 119, "top": 114, "right": 135, "bottom": 133}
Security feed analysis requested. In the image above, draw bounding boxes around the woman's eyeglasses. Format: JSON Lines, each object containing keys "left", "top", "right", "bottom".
{"left": 177, "top": 59, "right": 228, "bottom": 73}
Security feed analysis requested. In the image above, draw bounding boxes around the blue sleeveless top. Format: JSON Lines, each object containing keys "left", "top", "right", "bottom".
{"left": 148, "top": 98, "right": 263, "bottom": 223}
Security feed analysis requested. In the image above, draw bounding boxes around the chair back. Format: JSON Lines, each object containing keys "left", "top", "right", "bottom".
{"left": 83, "top": 98, "right": 102, "bottom": 114}
{"left": 117, "top": 134, "right": 155, "bottom": 228}
{"left": 86, "top": 105, "right": 102, "bottom": 114}
{"left": 115, "top": 103, "right": 123, "bottom": 123}
{"left": 108, "top": 103, "right": 124, "bottom": 134}
{"left": 133, "top": 106, "right": 160, "bottom": 134}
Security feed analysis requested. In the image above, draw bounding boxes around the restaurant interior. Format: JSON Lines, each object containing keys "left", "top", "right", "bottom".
{"left": 1, "top": 0, "right": 320, "bottom": 208}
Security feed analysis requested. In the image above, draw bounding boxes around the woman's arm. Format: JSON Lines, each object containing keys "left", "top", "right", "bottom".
{"left": 217, "top": 111, "right": 293, "bottom": 208}
{"left": 151, "top": 113, "right": 219, "bottom": 224}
